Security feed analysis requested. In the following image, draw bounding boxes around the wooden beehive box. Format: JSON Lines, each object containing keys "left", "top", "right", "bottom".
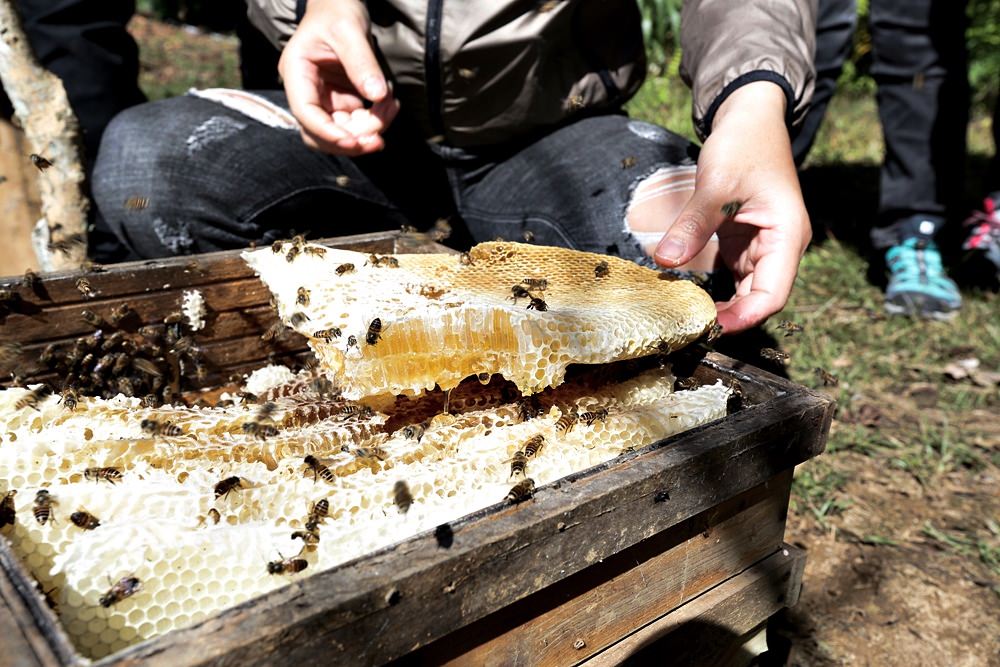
{"left": 0, "top": 232, "right": 833, "bottom": 666}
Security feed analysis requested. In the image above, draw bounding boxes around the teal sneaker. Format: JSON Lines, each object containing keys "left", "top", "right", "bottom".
{"left": 884, "top": 237, "right": 962, "bottom": 319}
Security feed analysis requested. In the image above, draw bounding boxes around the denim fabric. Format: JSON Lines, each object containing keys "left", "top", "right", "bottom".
{"left": 93, "top": 91, "right": 698, "bottom": 261}
{"left": 793, "top": 0, "right": 969, "bottom": 243}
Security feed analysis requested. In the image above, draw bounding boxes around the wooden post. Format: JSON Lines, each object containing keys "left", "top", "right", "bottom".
{"left": 0, "top": 0, "right": 88, "bottom": 271}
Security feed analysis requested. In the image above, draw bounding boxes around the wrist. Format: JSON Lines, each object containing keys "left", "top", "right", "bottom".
{"left": 711, "top": 81, "right": 788, "bottom": 134}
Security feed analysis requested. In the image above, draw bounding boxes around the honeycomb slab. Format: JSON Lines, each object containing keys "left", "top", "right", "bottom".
{"left": 0, "top": 364, "right": 729, "bottom": 660}
{"left": 244, "top": 242, "right": 717, "bottom": 399}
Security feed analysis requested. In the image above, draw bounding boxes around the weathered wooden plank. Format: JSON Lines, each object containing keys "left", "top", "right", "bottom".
{"left": 0, "top": 538, "right": 78, "bottom": 667}
{"left": 100, "top": 370, "right": 831, "bottom": 667}
{"left": 584, "top": 544, "right": 807, "bottom": 666}
{"left": 422, "top": 471, "right": 791, "bottom": 666}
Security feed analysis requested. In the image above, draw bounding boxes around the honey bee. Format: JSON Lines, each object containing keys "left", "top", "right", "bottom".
{"left": 705, "top": 322, "right": 723, "bottom": 343}
{"left": 271, "top": 240, "right": 283, "bottom": 253}
{"left": 141, "top": 394, "right": 160, "bottom": 408}
{"left": 594, "top": 260, "right": 610, "bottom": 278}
{"left": 346, "top": 335, "right": 358, "bottom": 349}
{"left": 401, "top": 423, "right": 425, "bottom": 441}
{"left": 290, "top": 234, "right": 307, "bottom": 247}
{"left": 163, "top": 311, "right": 184, "bottom": 325}
{"left": 721, "top": 200, "right": 743, "bottom": 219}
{"left": 75, "top": 277, "right": 95, "bottom": 298}
{"left": 727, "top": 380, "right": 744, "bottom": 412}
{"left": 70, "top": 509, "right": 101, "bottom": 530}
{"left": 289, "top": 312, "right": 310, "bottom": 328}
{"left": 760, "top": 348, "right": 790, "bottom": 364}
{"left": 621, "top": 156, "right": 637, "bottom": 169}
{"left": 777, "top": 320, "right": 804, "bottom": 337}
{"left": 526, "top": 296, "right": 548, "bottom": 311}
{"left": 124, "top": 196, "right": 149, "bottom": 210}
{"left": 140, "top": 418, "right": 182, "bottom": 437}
{"left": 509, "top": 284, "right": 532, "bottom": 303}
{"left": 505, "top": 478, "right": 535, "bottom": 504}
{"left": 400, "top": 224, "right": 418, "bottom": 234}
{"left": 365, "top": 318, "right": 383, "bottom": 345}
{"left": 579, "top": 408, "right": 609, "bottom": 426}
{"left": 304, "top": 498, "right": 329, "bottom": 530}
{"left": 555, "top": 410, "right": 577, "bottom": 433}
{"left": 81, "top": 309, "right": 105, "bottom": 327}
{"left": 303, "top": 246, "right": 327, "bottom": 258}
{"left": 335, "top": 263, "right": 355, "bottom": 275}
{"left": 291, "top": 530, "right": 320, "bottom": 549}
{"left": 33, "top": 489, "right": 55, "bottom": 525}
{"left": 61, "top": 387, "right": 80, "bottom": 411}
{"left": 815, "top": 367, "right": 839, "bottom": 387}
{"left": 567, "top": 94, "right": 585, "bottom": 110}
{"left": 199, "top": 508, "right": 221, "bottom": 526}
{"left": 296, "top": 287, "right": 310, "bottom": 307}
{"left": 312, "top": 327, "right": 342, "bottom": 342}
{"left": 84, "top": 467, "right": 123, "bottom": 484}
{"left": 261, "top": 322, "right": 287, "bottom": 342}
{"left": 0, "top": 491, "right": 16, "bottom": 528}
{"left": 675, "top": 377, "right": 699, "bottom": 390}
{"left": 523, "top": 434, "right": 545, "bottom": 458}
{"left": 388, "top": 480, "right": 414, "bottom": 515}
{"left": 241, "top": 421, "right": 279, "bottom": 439}
{"left": 109, "top": 304, "right": 135, "bottom": 328}
{"left": 99, "top": 576, "right": 142, "bottom": 607}
{"left": 30, "top": 154, "right": 53, "bottom": 171}
{"left": 132, "top": 357, "right": 165, "bottom": 378}
{"left": 309, "top": 376, "right": 338, "bottom": 397}
{"left": 267, "top": 556, "right": 308, "bottom": 575}
{"left": 508, "top": 451, "right": 528, "bottom": 479}
{"left": 517, "top": 395, "right": 543, "bottom": 422}
{"left": 303, "top": 456, "right": 336, "bottom": 484}
{"left": 339, "top": 404, "right": 373, "bottom": 419}
{"left": 459, "top": 252, "right": 474, "bottom": 266}
{"left": 286, "top": 245, "right": 301, "bottom": 263}
{"left": 15, "top": 384, "right": 52, "bottom": 411}
{"left": 521, "top": 278, "right": 548, "bottom": 291}
{"left": 353, "top": 446, "right": 388, "bottom": 462}
{"left": 382, "top": 257, "right": 400, "bottom": 268}
{"left": 521, "top": 230, "right": 535, "bottom": 243}
{"left": 430, "top": 218, "right": 453, "bottom": 242}
{"left": 214, "top": 476, "right": 244, "bottom": 499}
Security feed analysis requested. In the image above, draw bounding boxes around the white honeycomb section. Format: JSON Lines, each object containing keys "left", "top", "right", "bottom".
{"left": 0, "top": 366, "right": 729, "bottom": 660}
{"left": 244, "top": 242, "right": 717, "bottom": 399}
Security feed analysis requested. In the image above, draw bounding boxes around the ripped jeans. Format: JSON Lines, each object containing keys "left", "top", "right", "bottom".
{"left": 92, "top": 89, "right": 699, "bottom": 265}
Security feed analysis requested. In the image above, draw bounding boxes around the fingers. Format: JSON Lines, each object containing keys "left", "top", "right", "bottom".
{"left": 654, "top": 186, "right": 723, "bottom": 268}
{"left": 329, "top": 19, "right": 387, "bottom": 104}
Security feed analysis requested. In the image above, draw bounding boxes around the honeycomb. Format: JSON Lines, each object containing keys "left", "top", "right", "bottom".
{"left": 0, "top": 363, "right": 730, "bottom": 660}
{"left": 243, "top": 241, "right": 718, "bottom": 399}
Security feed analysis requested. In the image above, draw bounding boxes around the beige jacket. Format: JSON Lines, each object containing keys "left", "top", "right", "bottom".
{"left": 247, "top": 0, "right": 816, "bottom": 147}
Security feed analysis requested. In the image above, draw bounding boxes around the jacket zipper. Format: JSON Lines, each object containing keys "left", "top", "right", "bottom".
{"left": 424, "top": 0, "right": 445, "bottom": 138}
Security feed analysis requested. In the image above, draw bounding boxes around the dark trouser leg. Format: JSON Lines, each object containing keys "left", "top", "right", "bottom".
{"left": 791, "top": 0, "right": 857, "bottom": 166}
{"left": 448, "top": 115, "right": 697, "bottom": 264}
{"left": 869, "top": 0, "right": 969, "bottom": 247}
{"left": 92, "top": 90, "right": 452, "bottom": 258}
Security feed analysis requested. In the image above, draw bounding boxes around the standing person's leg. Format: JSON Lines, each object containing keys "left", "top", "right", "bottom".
{"left": 869, "top": 0, "right": 968, "bottom": 317}
{"left": 791, "top": 0, "right": 858, "bottom": 166}
{"left": 447, "top": 114, "right": 700, "bottom": 270}
{"left": 93, "top": 90, "right": 453, "bottom": 258}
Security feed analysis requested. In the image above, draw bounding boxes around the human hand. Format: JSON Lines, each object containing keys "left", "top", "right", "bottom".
{"left": 278, "top": 0, "right": 400, "bottom": 155}
{"left": 654, "top": 81, "right": 811, "bottom": 333}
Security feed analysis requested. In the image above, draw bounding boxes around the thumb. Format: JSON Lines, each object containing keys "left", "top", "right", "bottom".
{"left": 654, "top": 188, "right": 726, "bottom": 268}
{"left": 334, "top": 26, "right": 387, "bottom": 103}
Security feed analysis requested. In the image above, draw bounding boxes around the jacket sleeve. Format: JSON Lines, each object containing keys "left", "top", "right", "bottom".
{"left": 679, "top": 0, "right": 817, "bottom": 140}
{"left": 246, "top": 0, "right": 304, "bottom": 50}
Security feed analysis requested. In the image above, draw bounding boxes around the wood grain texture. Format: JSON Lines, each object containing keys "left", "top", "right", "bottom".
{"left": 423, "top": 471, "right": 791, "bottom": 666}
{"left": 584, "top": 545, "right": 807, "bottom": 666}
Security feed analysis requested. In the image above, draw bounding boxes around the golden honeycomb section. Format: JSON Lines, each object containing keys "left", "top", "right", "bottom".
{"left": 244, "top": 242, "right": 717, "bottom": 398}
{"left": 0, "top": 365, "right": 729, "bottom": 660}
